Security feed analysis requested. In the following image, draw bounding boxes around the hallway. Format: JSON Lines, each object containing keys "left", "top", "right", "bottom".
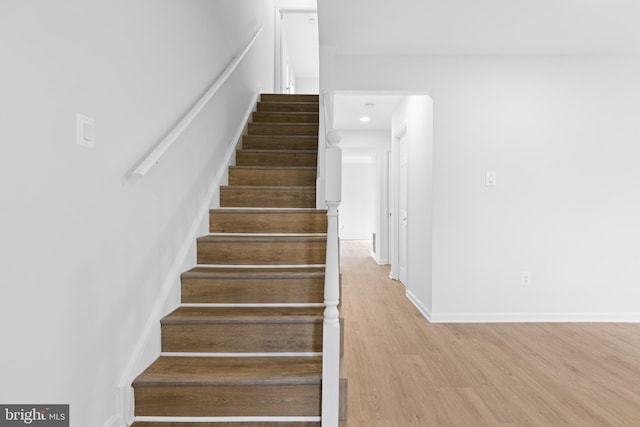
{"left": 340, "top": 240, "right": 640, "bottom": 426}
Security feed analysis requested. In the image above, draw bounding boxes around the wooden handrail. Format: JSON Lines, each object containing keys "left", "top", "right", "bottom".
{"left": 130, "top": 25, "right": 264, "bottom": 178}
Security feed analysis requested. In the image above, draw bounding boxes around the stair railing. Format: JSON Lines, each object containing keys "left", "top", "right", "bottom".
{"left": 321, "top": 92, "right": 342, "bottom": 427}
{"left": 130, "top": 24, "right": 263, "bottom": 178}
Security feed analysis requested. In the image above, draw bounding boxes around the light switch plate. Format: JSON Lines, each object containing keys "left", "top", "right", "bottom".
{"left": 485, "top": 171, "right": 497, "bottom": 186}
{"left": 76, "top": 113, "right": 95, "bottom": 148}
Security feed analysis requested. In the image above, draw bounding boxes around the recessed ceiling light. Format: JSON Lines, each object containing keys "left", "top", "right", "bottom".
{"left": 360, "top": 116, "right": 371, "bottom": 123}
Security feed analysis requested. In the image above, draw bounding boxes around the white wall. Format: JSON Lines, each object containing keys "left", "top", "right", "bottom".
{"left": 371, "top": 149, "right": 390, "bottom": 263}
{"left": 0, "top": 1, "right": 275, "bottom": 425}
{"left": 341, "top": 160, "right": 374, "bottom": 240}
{"left": 325, "top": 54, "right": 640, "bottom": 321}
{"left": 296, "top": 77, "right": 320, "bottom": 94}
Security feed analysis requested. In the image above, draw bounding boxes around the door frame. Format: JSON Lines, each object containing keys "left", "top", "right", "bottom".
{"left": 390, "top": 121, "right": 407, "bottom": 282}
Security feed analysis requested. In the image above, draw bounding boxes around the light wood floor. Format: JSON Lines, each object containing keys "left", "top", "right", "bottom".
{"left": 339, "top": 240, "right": 640, "bottom": 426}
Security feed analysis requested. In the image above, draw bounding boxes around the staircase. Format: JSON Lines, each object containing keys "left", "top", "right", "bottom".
{"left": 131, "top": 94, "right": 328, "bottom": 427}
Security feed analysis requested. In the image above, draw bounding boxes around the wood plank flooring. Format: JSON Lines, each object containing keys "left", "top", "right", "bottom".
{"left": 339, "top": 240, "right": 640, "bottom": 427}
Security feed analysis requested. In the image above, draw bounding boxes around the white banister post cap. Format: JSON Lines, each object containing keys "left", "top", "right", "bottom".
{"left": 326, "top": 130, "right": 342, "bottom": 147}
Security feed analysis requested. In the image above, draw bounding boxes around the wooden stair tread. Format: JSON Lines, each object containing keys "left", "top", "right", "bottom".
{"left": 249, "top": 123, "right": 318, "bottom": 127}
{"left": 221, "top": 185, "right": 316, "bottom": 188}
{"left": 196, "top": 235, "right": 326, "bottom": 265}
{"left": 210, "top": 208, "right": 326, "bottom": 213}
{"left": 238, "top": 149, "right": 317, "bottom": 154}
{"left": 243, "top": 134, "right": 317, "bottom": 138}
{"left": 131, "top": 423, "right": 320, "bottom": 427}
{"left": 180, "top": 267, "right": 325, "bottom": 304}
{"left": 228, "top": 167, "right": 316, "bottom": 187}
{"left": 183, "top": 266, "right": 325, "bottom": 278}
{"left": 134, "top": 356, "right": 322, "bottom": 387}
{"left": 260, "top": 94, "right": 318, "bottom": 103}
{"left": 243, "top": 135, "right": 317, "bottom": 142}
{"left": 197, "top": 235, "right": 326, "bottom": 243}
{"left": 222, "top": 185, "right": 316, "bottom": 190}
{"left": 248, "top": 123, "right": 318, "bottom": 136}
{"left": 256, "top": 103, "right": 320, "bottom": 113}
{"left": 252, "top": 111, "right": 319, "bottom": 123}
{"left": 258, "top": 101, "right": 319, "bottom": 106}
{"left": 209, "top": 209, "right": 328, "bottom": 233}
{"left": 235, "top": 150, "right": 317, "bottom": 168}
{"left": 162, "top": 306, "right": 324, "bottom": 324}
{"left": 219, "top": 186, "right": 318, "bottom": 209}
{"left": 253, "top": 111, "right": 319, "bottom": 116}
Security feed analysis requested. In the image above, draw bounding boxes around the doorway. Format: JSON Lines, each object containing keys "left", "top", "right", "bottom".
{"left": 275, "top": 8, "right": 319, "bottom": 94}
{"left": 390, "top": 121, "right": 408, "bottom": 284}
{"left": 397, "top": 128, "right": 408, "bottom": 285}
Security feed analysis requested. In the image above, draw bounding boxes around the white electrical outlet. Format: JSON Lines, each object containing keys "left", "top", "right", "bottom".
{"left": 521, "top": 271, "right": 532, "bottom": 286}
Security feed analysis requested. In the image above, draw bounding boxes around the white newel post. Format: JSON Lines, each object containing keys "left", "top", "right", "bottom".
{"left": 322, "top": 131, "right": 342, "bottom": 427}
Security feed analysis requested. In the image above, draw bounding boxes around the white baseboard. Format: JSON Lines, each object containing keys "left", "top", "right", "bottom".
{"left": 406, "top": 290, "right": 432, "bottom": 322}
{"left": 405, "top": 290, "right": 640, "bottom": 323}
{"left": 369, "top": 251, "right": 388, "bottom": 265}
{"left": 428, "top": 312, "right": 640, "bottom": 323}
{"left": 117, "top": 91, "right": 260, "bottom": 424}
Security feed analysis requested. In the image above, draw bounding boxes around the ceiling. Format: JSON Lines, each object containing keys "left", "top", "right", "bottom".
{"left": 333, "top": 93, "right": 405, "bottom": 131}
{"left": 282, "top": 11, "right": 319, "bottom": 78}
{"left": 322, "top": 1, "right": 640, "bottom": 132}
{"left": 318, "top": 0, "right": 640, "bottom": 55}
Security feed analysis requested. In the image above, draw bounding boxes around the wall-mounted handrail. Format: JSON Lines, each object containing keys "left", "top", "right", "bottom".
{"left": 130, "top": 24, "right": 264, "bottom": 178}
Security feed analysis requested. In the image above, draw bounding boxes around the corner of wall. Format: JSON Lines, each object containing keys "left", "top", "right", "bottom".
{"left": 406, "top": 289, "right": 433, "bottom": 322}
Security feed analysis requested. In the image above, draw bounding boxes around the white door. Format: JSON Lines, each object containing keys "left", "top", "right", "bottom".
{"left": 398, "top": 134, "right": 408, "bottom": 285}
